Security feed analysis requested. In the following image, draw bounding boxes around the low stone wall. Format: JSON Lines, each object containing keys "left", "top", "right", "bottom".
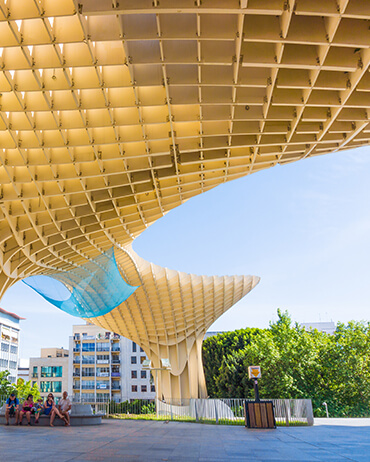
{"left": 0, "top": 403, "right": 102, "bottom": 426}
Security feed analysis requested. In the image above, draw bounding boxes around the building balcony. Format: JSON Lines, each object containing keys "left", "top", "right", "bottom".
{"left": 112, "top": 385, "right": 121, "bottom": 391}
{"left": 73, "top": 385, "right": 80, "bottom": 390}
{"left": 112, "top": 359, "right": 120, "bottom": 364}
{"left": 111, "top": 347, "right": 120, "bottom": 352}
{"left": 96, "top": 384, "right": 109, "bottom": 390}
{"left": 73, "top": 348, "right": 80, "bottom": 352}
{"left": 111, "top": 372, "right": 121, "bottom": 377}
{"left": 81, "top": 374, "right": 95, "bottom": 378}
{"left": 73, "top": 372, "right": 80, "bottom": 377}
{"left": 73, "top": 359, "right": 80, "bottom": 364}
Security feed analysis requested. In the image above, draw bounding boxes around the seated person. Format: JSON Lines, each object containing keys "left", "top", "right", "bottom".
{"left": 5, "top": 393, "right": 19, "bottom": 426}
{"left": 44, "top": 393, "right": 67, "bottom": 427}
{"left": 34, "top": 398, "right": 44, "bottom": 424}
{"left": 19, "top": 394, "right": 34, "bottom": 425}
{"left": 58, "top": 391, "right": 72, "bottom": 426}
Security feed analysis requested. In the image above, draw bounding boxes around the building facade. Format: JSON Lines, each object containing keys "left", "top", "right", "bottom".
{"left": 29, "top": 348, "right": 69, "bottom": 403}
{"left": 70, "top": 323, "right": 155, "bottom": 403}
{"left": 17, "top": 358, "right": 30, "bottom": 383}
{"left": 0, "top": 307, "right": 24, "bottom": 383}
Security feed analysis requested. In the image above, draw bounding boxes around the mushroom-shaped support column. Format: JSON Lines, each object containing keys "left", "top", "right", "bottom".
{"left": 87, "top": 245, "right": 260, "bottom": 401}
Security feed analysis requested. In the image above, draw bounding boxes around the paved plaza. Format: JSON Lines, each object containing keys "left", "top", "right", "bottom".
{"left": 1, "top": 418, "right": 370, "bottom": 461}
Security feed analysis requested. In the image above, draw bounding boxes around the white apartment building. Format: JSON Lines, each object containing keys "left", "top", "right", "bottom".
{"left": 70, "top": 323, "right": 155, "bottom": 403}
{"left": 29, "top": 348, "right": 70, "bottom": 403}
{"left": 0, "top": 307, "right": 24, "bottom": 383}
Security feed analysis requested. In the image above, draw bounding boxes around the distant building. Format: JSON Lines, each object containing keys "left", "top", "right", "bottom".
{"left": 17, "top": 358, "right": 30, "bottom": 382}
{"left": 203, "top": 331, "right": 224, "bottom": 340}
{"left": 0, "top": 307, "right": 24, "bottom": 383}
{"left": 29, "top": 348, "right": 69, "bottom": 403}
{"left": 70, "top": 323, "right": 155, "bottom": 403}
{"left": 300, "top": 321, "right": 336, "bottom": 335}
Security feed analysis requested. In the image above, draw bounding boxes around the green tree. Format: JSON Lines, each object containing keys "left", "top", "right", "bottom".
{"left": 202, "top": 310, "right": 370, "bottom": 417}
{"left": 0, "top": 370, "right": 15, "bottom": 397}
{"left": 15, "top": 378, "right": 41, "bottom": 401}
{"left": 202, "top": 328, "right": 261, "bottom": 397}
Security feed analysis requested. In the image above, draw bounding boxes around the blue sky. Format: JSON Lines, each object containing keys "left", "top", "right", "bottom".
{"left": 2, "top": 146, "right": 370, "bottom": 360}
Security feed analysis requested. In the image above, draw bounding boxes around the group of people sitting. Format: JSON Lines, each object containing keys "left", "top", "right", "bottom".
{"left": 5, "top": 391, "right": 72, "bottom": 427}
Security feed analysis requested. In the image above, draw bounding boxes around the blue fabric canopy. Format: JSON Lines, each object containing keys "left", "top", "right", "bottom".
{"left": 23, "top": 247, "right": 138, "bottom": 318}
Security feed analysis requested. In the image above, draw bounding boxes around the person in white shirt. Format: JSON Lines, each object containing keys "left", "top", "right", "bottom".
{"left": 58, "top": 391, "right": 72, "bottom": 426}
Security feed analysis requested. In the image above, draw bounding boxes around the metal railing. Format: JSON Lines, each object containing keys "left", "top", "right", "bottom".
{"left": 88, "top": 398, "right": 313, "bottom": 426}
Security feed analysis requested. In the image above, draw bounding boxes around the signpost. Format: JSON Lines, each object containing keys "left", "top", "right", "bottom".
{"left": 248, "top": 366, "right": 261, "bottom": 402}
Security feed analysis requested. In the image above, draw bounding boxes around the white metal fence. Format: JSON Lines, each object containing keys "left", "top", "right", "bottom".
{"left": 104, "top": 398, "right": 314, "bottom": 426}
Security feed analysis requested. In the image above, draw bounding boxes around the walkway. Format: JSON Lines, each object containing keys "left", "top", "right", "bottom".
{"left": 0, "top": 418, "right": 369, "bottom": 461}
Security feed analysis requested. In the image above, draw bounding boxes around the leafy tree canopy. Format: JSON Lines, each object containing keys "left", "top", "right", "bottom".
{"left": 202, "top": 310, "right": 370, "bottom": 417}
{"left": 0, "top": 372, "right": 40, "bottom": 402}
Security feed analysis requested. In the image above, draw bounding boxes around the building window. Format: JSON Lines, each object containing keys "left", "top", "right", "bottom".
{"left": 140, "top": 356, "right": 146, "bottom": 364}
{"left": 131, "top": 356, "right": 137, "bottom": 364}
{"left": 96, "top": 354, "right": 109, "bottom": 363}
{"left": 10, "top": 345, "right": 17, "bottom": 354}
{"left": 141, "top": 370, "right": 146, "bottom": 379}
{"left": 81, "top": 380, "right": 95, "bottom": 390}
{"left": 111, "top": 366, "right": 120, "bottom": 377}
{"left": 96, "top": 393, "right": 110, "bottom": 403}
{"left": 40, "top": 382, "right": 51, "bottom": 393}
{"left": 32, "top": 366, "right": 38, "bottom": 378}
{"left": 97, "top": 367, "right": 109, "bottom": 377}
{"left": 82, "top": 367, "right": 94, "bottom": 377}
{"left": 131, "top": 385, "right": 137, "bottom": 392}
{"left": 141, "top": 385, "right": 147, "bottom": 393}
{"left": 97, "top": 381, "right": 109, "bottom": 390}
{"left": 140, "top": 347, "right": 144, "bottom": 353}
{"left": 151, "top": 385, "right": 155, "bottom": 393}
{"left": 82, "top": 343, "right": 95, "bottom": 352}
{"left": 131, "top": 370, "right": 137, "bottom": 379}
{"left": 0, "top": 358, "right": 8, "bottom": 368}
{"left": 96, "top": 342, "right": 110, "bottom": 352}
{"left": 132, "top": 342, "right": 137, "bottom": 352}
{"left": 1, "top": 343, "right": 9, "bottom": 352}
{"left": 9, "top": 361, "right": 17, "bottom": 370}
{"left": 41, "top": 366, "right": 62, "bottom": 377}
{"left": 52, "top": 381, "right": 62, "bottom": 393}
{"left": 83, "top": 355, "right": 95, "bottom": 364}
{"left": 40, "top": 381, "right": 62, "bottom": 393}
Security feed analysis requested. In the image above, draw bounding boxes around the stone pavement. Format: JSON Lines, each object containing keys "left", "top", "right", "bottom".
{"left": 1, "top": 418, "right": 370, "bottom": 461}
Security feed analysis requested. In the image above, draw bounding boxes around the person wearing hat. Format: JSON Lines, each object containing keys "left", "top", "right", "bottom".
{"left": 5, "top": 393, "right": 20, "bottom": 425}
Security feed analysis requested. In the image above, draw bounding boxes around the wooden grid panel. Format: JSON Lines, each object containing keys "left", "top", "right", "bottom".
{"left": 0, "top": 0, "right": 369, "bottom": 291}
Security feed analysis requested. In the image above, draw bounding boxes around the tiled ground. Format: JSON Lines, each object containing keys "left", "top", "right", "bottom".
{"left": 1, "top": 418, "right": 370, "bottom": 461}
